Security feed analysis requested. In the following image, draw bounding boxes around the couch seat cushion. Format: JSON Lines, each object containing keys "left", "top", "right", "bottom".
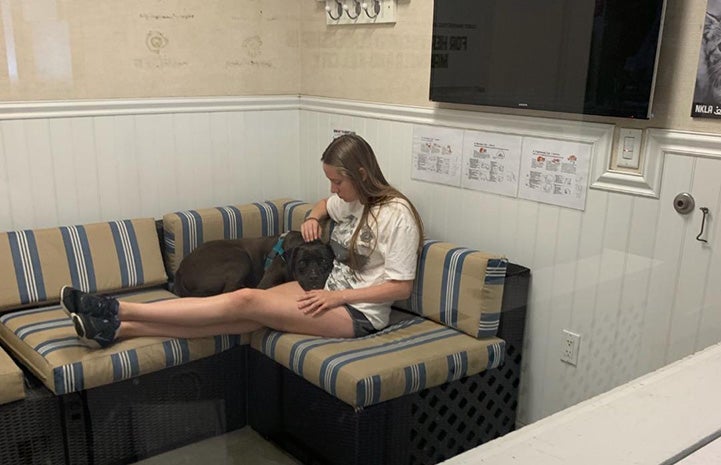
{"left": 0, "top": 288, "right": 249, "bottom": 395}
{"left": 251, "top": 313, "right": 505, "bottom": 409}
{"left": 0, "top": 346, "right": 24, "bottom": 404}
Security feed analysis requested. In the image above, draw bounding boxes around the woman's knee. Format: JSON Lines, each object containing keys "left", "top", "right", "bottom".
{"left": 226, "top": 288, "right": 259, "bottom": 313}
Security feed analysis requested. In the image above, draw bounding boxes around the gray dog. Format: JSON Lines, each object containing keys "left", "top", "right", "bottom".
{"left": 172, "top": 231, "right": 334, "bottom": 297}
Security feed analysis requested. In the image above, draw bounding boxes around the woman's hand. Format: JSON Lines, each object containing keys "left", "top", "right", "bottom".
{"left": 297, "top": 289, "right": 345, "bottom": 316}
{"left": 301, "top": 217, "right": 322, "bottom": 242}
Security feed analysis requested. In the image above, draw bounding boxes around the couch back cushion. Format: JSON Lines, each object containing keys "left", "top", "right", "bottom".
{"left": 163, "top": 199, "right": 296, "bottom": 276}
{"left": 284, "top": 200, "right": 332, "bottom": 239}
{"left": 395, "top": 240, "right": 508, "bottom": 339}
{"left": 0, "top": 218, "right": 167, "bottom": 313}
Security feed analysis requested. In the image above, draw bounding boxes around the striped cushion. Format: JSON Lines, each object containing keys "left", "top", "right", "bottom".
{"left": 283, "top": 200, "right": 314, "bottom": 232}
{"left": 395, "top": 240, "right": 508, "bottom": 339}
{"left": 0, "top": 346, "right": 24, "bottom": 404}
{"left": 251, "top": 314, "right": 505, "bottom": 408}
{"left": 283, "top": 200, "right": 333, "bottom": 240}
{"left": 163, "top": 199, "right": 296, "bottom": 276}
{"left": 0, "top": 218, "right": 168, "bottom": 313}
{"left": 0, "top": 288, "right": 249, "bottom": 395}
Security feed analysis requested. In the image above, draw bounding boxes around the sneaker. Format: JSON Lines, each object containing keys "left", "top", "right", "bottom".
{"left": 71, "top": 312, "right": 119, "bottom": 349}
{"left": 60, "top": 286, "right": 119, "bottom": 321}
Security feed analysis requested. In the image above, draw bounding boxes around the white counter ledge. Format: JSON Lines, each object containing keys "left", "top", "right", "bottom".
{"left": 443, "top": 342, "right": 721, "bottom": 465}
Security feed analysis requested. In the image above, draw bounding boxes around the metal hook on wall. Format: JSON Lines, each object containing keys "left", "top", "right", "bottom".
{"left": 362, "top": 1, "right": 381, "bottom": 18}
{"left": 345, "top": 0, "right": 362, "bottom": 19}
{"left": 325, "top": 0, "right": 343, "bottom": 20}
{"left": 697, "top": 207, "right": 710, "bottom": 243}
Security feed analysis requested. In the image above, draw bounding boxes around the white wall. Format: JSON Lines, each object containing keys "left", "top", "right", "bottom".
{"left": 2, "top": 96, "right": 720, "bottom": 428}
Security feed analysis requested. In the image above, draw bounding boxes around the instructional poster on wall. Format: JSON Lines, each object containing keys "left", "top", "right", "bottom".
{"left": 517, "top": 137, "right": 591, "bottom": 210}
{"left": 461, "top": 130, "right": 522, "bottom": 197}
{"left": 411, "top": 125, "right": 463, "bottom": 186}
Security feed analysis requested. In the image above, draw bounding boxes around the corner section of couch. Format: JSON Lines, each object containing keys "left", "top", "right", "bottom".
{"left": 0, "top": 216, "right": 250, "bottom": 464}
{"left": 247, "top": 200, "right": 532, "bottom": 465}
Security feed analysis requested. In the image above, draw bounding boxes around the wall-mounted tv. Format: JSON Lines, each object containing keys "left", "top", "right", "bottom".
{"left": 429, "top": 0, "right": 667, "bottom": 119}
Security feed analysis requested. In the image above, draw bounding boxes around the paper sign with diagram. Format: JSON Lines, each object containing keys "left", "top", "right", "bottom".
{"left": 411, "top": 125, "right": 463, "bottom": 187}
{"left": 461, "top": 130, "right": 522, "bottom": 197}
{"left": 517, "top": 137, "right": 592, "bottom": 210}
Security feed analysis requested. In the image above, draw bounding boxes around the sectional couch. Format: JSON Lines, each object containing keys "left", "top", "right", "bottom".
{"left": 0, "top": 198, "right": 530, "bottom": 465}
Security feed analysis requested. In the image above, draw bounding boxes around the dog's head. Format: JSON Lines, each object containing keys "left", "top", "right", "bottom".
{"left": 257, "top": 231, "right": 334, "bottom": 290}
{"left": 286, "top": 240, "right": 335, "bottom": 291}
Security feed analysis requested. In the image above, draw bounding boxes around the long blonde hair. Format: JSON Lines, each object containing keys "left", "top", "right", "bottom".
{"left": 321, "top": 134, "right": 424, "bottom": 270}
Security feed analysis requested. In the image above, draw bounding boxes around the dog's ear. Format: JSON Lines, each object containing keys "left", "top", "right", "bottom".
{"left": 282, "top": 231, "right": 306, "bottom": 250}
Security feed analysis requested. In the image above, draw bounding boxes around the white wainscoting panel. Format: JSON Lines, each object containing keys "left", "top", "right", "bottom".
{"left": 0, "top": 98, "right": 302, "bottom": 231}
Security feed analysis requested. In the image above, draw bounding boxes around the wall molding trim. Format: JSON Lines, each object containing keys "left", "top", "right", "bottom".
{"left": 300, "top": 96, "right": 615, "bottom": 145}
{"left": 0, "top": 95, "right": 302, "bottom": 120}
{"left": 591, "top": 129, "right": 721, "bottom": 199}
{"left": 0, "top": 94, "right": 614, "bottom": 144}
{"left": 591, "top": 128, "right": 664, "bottom": 198}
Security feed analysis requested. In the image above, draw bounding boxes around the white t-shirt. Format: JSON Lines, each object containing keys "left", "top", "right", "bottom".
{"left": 325, "top": 194, "right": 420, "bottom": 330}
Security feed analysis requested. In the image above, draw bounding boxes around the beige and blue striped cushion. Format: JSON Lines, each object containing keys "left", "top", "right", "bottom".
{"left": 395, "top": 240, "right": 507, "bottom": 339}
{"left": 283, "top": 200, "right": 314, "bottom": 232}
{"left": 283, "top": 200, "right": 332, "bottom": 240}
{"left": 0, "top": 288, "right": 248, "bottom": 395}
{"left": 0, "top": 218, "right": 168, "bottom": 313}
{"left": 251, "top": 315, "right": 505, "bottom": 408}
{"left": 163, "top": 198, "right": 299, "bottom": 276}
{"left": 0, "top": 346, "right": 24, "bottom": 404}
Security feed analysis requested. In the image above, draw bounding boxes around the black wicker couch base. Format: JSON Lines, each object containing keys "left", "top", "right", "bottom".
{"left": 0, "top": 381, "right": 66, "bottom": 465}
{"left": 248, "top": 345, "right": 520, "bottom": 465}
{"left": 62, "top": 344, "right": 248, "bottom": 465}
{"left": 249, "top": 264, "right": 529, "bottom": 465}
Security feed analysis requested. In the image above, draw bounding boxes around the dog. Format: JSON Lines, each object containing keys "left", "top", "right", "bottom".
{"left": 172, "top": 230, "right": 334, "bottom": 297}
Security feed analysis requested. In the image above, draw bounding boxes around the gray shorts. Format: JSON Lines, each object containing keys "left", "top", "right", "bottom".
{"left": 344, "top": 305, "right": 377, "bottom": 337}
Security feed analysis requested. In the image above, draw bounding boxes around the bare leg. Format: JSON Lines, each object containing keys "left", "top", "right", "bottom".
{"left": 119, "top": 282, "right": 355, "bottom": 338}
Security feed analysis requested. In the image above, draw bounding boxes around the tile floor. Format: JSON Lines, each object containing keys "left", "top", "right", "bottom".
{"left": 134, "top": 427, "right": 302, "bottom": 465}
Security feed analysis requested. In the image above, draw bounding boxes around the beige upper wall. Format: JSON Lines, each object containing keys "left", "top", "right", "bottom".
{"left": 1, "top": 0, "right": 720, "bottom": 134}
{"left": 0, "top": 0, "right": 301, "bottom": 99}
{"left": 299, "top": 0, "right": 433, "bottom": 109}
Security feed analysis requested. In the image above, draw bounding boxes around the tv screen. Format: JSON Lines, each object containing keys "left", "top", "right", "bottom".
{"left": 429, "top": 0, "right": 666, "bottom": 119}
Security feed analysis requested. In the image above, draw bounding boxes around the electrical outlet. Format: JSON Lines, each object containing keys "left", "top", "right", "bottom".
{"left": 561, "top": 330, "right": 581, "bottom": 366}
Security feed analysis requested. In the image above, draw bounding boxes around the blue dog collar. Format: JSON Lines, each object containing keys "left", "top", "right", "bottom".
{"left": 264, "top": 232, "right": 289, "bottom": 270}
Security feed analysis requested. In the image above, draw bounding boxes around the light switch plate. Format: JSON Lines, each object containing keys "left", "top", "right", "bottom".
{"left": 616, "top": 128, "right": 643, "bottom": 170}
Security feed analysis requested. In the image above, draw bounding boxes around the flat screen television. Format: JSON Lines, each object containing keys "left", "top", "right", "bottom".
{"left": 429, "top": 0, "right": 666, "bottom": 119}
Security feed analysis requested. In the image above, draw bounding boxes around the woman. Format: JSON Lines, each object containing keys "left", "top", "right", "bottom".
{"left": 62, "top": 134, "right": 424, "bottom": 347}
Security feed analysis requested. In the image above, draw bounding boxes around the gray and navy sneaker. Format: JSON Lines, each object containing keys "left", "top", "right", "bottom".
{"left": 60, "top": 286, "right": 119, "bottom": 321}
{"left": 71, "top": 312, "right": 120, "bottom": 349}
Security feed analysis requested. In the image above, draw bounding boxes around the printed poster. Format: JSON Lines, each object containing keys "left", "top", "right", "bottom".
{"left": 461, "top": 130, "right": 522, "bottom": 197}
{"left": 692, "top": 0, "right": 721, "bottom": 118}
{"left": 411, "top": 125, "right": 463, "bottom": 187}
{"left": 517, "top": 137, "right": 591, "bottom": 210}
{"left": 332, "top": 128, "right": 355, "bottom": 139}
